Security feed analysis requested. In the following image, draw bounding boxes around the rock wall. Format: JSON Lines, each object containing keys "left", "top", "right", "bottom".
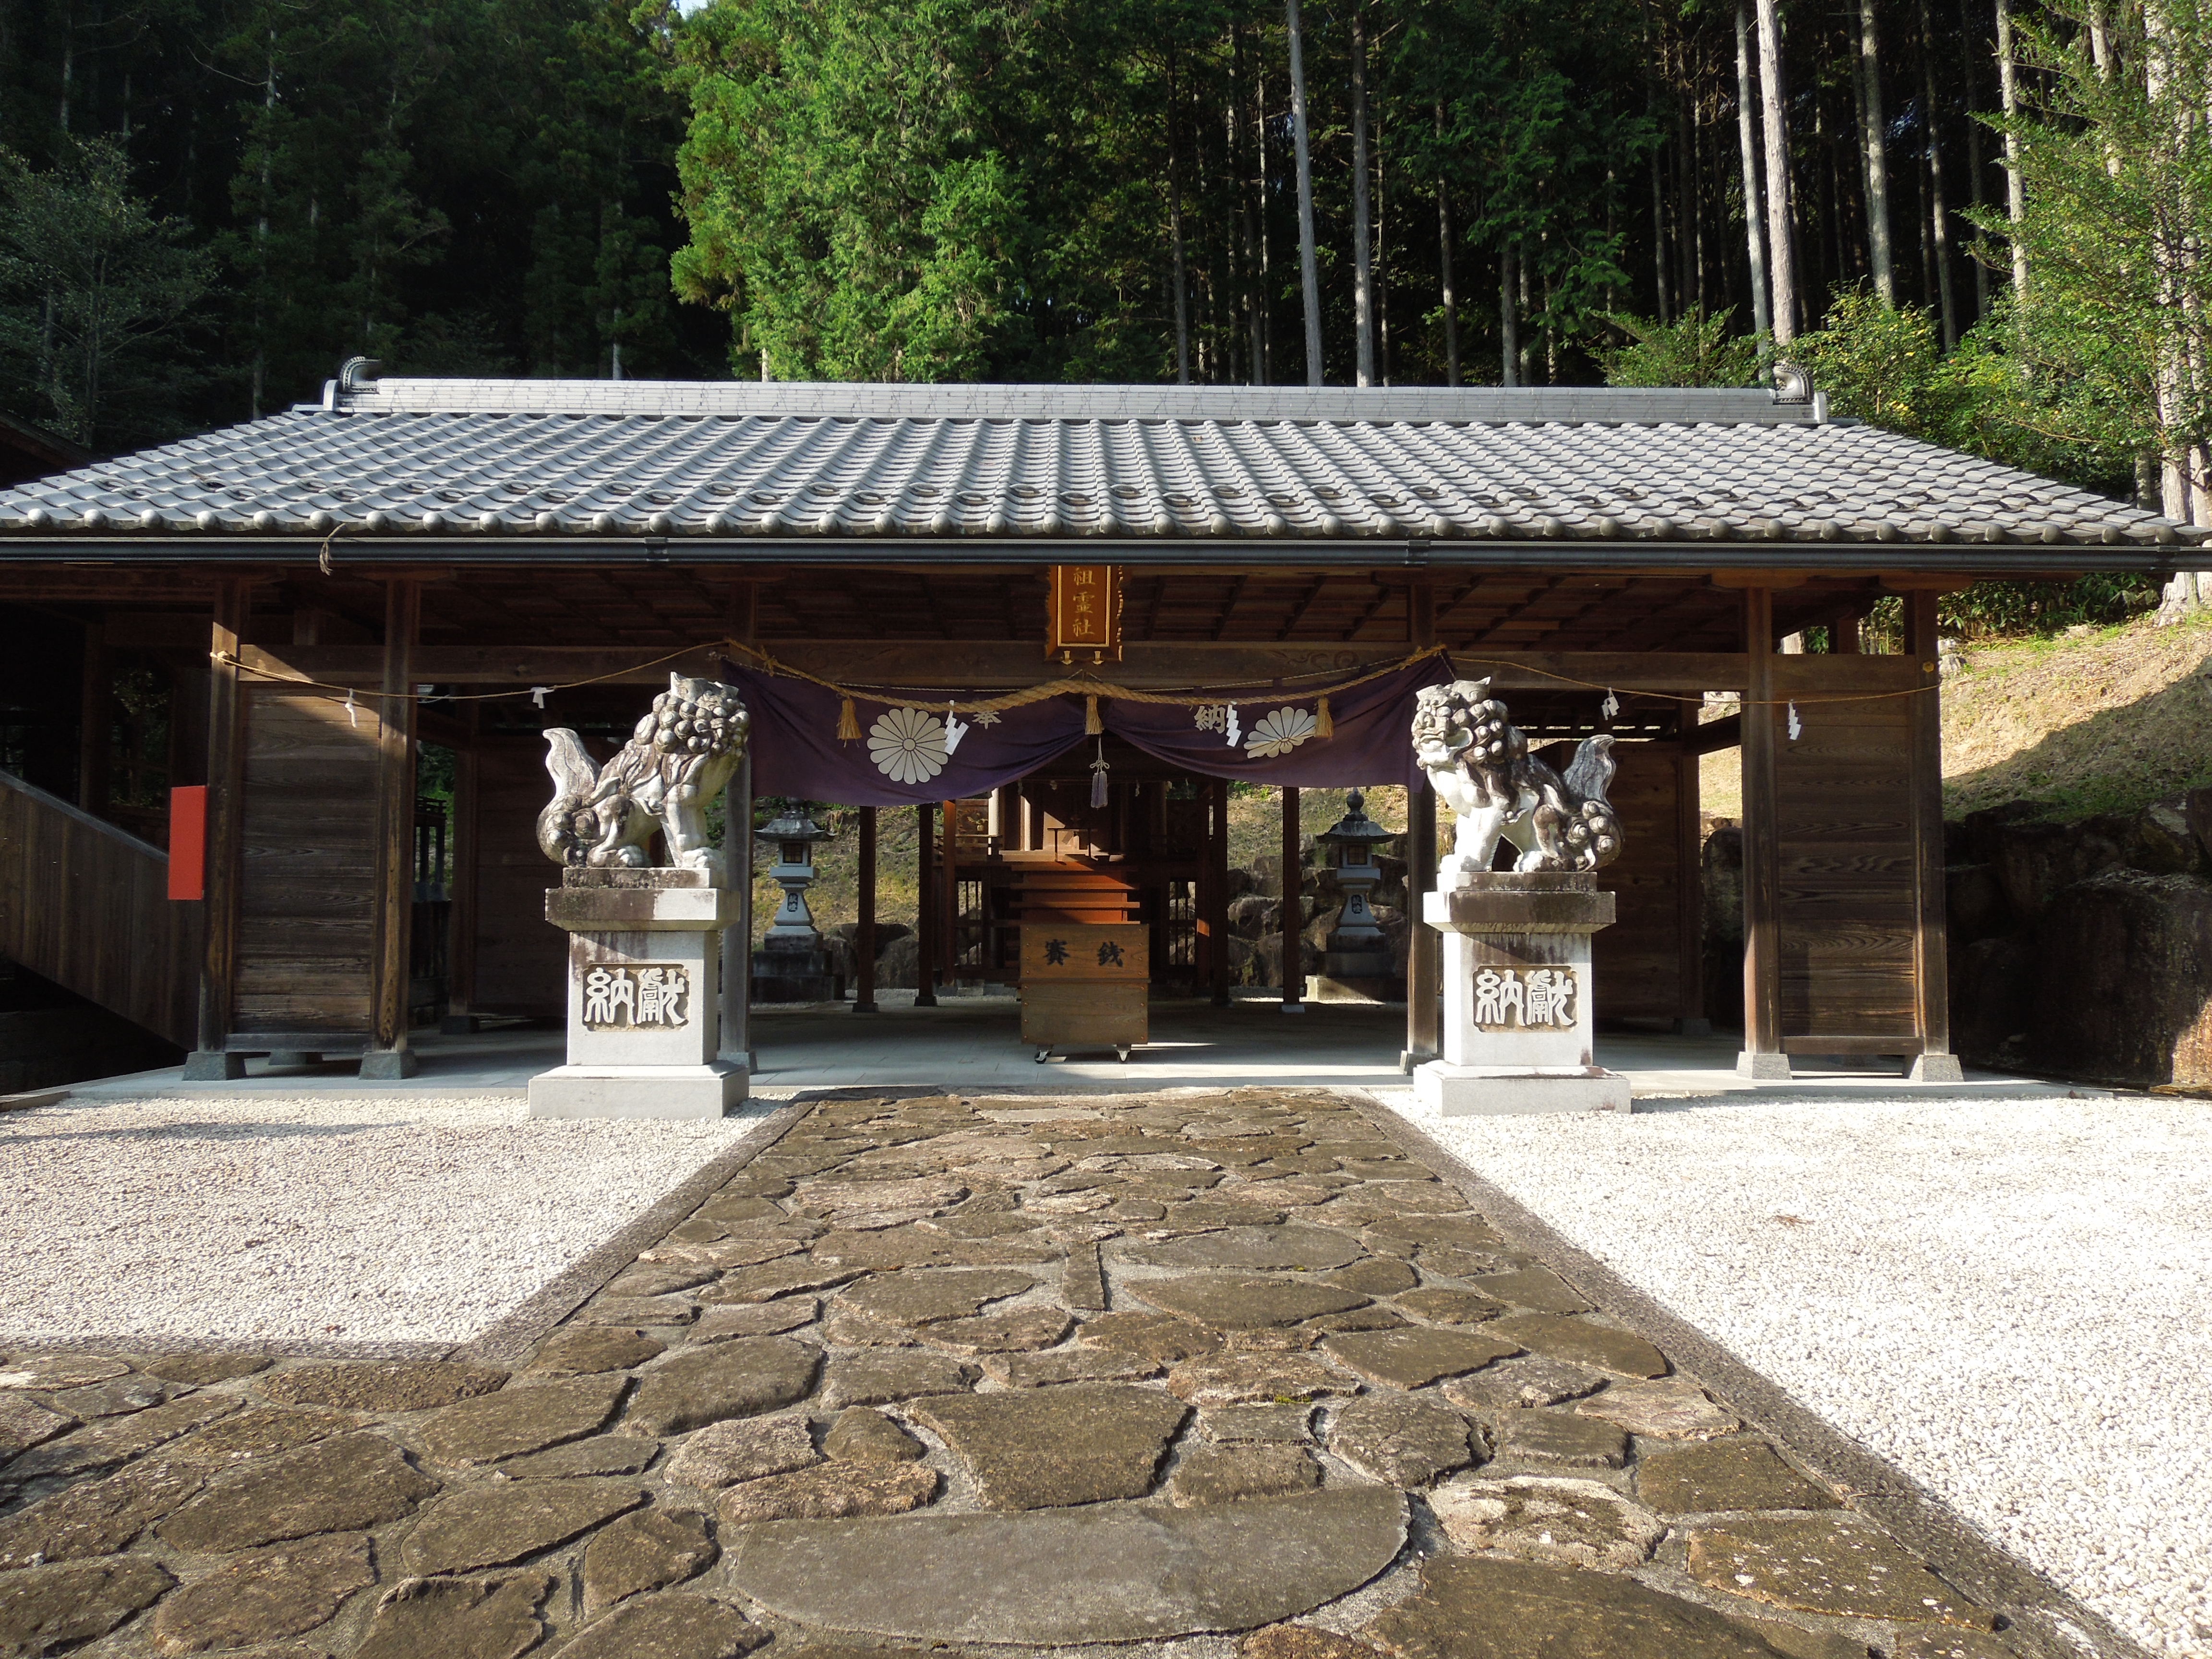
{"left": 1946, "top": 791, "right": 2212, "bottom": 1089}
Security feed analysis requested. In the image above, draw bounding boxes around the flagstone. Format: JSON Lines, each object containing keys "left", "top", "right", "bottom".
{"left": 1429, "top": 1475, "right": 1665, "bottom": 1569}
{"left": 399, "top": 1479, "right": 646, "bottom": 1575}
{"left": 1686, "top": 1515, "right": 1991, "bottom": 1627}
{"left": 354, "top": 1569, "right": 554, "bottom": 1659}
{"left": 581, "top": 1506, "right": 717, "bottom": 1614}
{"left": 156, "top": 1432, "right": 440, "bottom": 1553}
{"left": 1119, "top": 1226, "right": 1365, "bottom": 1272}
{"left": 146, "top": 1530, "right": 373, "bottom": 1655}
{"left": 526, "top": 1327, "right": 667, "bottom": 1377}
{"left": 552, "top": 1593, "right": 770, "bottom": 1659}
{"left": 911, "top": 1384, "right": 1188, "bottom": 1509}
{"left": 665, "top": 1415, "right": 818, "bottom": 1489}
{"left": 623, "top": 1337, "right": 820, "bottom": 1436}
{"left": 822, "top": 1406, "right": 925, "bottom": 1463}
{"left": 1366, "top": 1555, "right": 1798, "bottom": 1659}
{"left": 1326, "top": 1393, "right": 1476, "bottom": 1486}
{"left": 1321, "top": 1328, "right": 1521, "bottom": 1390}
{"left": 0, "top": 1556, "right": 175, "bottom": 1654}
{"left": 1486, "top": 1316, "right": 1668, "bottom": 1380}
{"left": 717, "top": 1460, "right": 939, "bottom": 1522}
{"left": 1636, "top": 1438, "right": 1841, "bottom": 1515}
{"left": 1130, "top": 1274, "right": 1369, "bottom": 1329}
{"left": 725, "top": 1488, "right": 1407, "bottom": 1643}
{"left": 0, "top": 1456, "right": 203, "bottom": 1568}
{"left": 414, "top": 1374, "right": 629, "bottom": 1467}
{"left": 260, "top": 1360, "right": 508, "bottom": 1413}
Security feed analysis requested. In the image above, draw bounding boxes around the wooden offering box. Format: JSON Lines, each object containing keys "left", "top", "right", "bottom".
{"left": 1019, "top": 921, "right": 1149, "bottom": 1062}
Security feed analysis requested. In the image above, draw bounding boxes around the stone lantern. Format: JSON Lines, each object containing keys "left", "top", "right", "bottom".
{"left": 752, "top": 805, "right": 840, "bottom": 1002}
{"left": 1310, "top": 790, "right": 1401, "bottom": 1003}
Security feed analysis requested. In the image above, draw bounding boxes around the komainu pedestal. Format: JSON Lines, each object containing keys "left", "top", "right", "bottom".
{"left": 1414, "top": 873, "right": 1632, "bottom": 1117}
{"left": 528, "top": 869, "right": 745, "bottom": 1119}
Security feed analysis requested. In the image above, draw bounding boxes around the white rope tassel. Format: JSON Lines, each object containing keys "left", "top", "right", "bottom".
{"left": 1090, "top": 740, "right": 1110, "bottom": 808}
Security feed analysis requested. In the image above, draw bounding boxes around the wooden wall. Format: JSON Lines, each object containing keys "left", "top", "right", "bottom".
{"left": 233, "top": 689, "right": 379, "bottom": 1040}
{"left": 467, "top": 736, "right": 565, "bottom": 1018}
{"left": 0, "top": 769, "right": 199, "bottom": 1047}
{"left": 1771, "top": 658, "right": 1919, "bottom": 1045}
{"left": 1591, "top": 739, "right": 1684, "bottom": 1022}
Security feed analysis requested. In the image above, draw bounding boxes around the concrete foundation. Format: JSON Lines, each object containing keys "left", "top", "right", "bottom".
{"left": 1415, "top": 1061, "right": 1633, "bottom": 1116}
{"left": 527, "top": 1062, "right": 747, "bottom": 1119}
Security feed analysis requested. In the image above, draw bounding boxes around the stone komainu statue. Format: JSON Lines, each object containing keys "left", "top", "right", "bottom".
{"left": 1411, "top": 677, "right": 1624, "bottom": 880}
{"left": 537, "top": 673, "right": 750, "bottom": 879}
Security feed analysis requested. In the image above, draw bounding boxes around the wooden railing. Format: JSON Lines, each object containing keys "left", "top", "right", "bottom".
{"left": 0, "top": 771, "right": 199, "bottom": 1048}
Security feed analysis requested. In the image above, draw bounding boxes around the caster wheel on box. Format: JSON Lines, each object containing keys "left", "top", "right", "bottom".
{"left": 1035, "top": 1047, "right": 1051, "bottom": 1064}
{"left": 1117, "top": 1046, "right": 1131, "bottom": 1063}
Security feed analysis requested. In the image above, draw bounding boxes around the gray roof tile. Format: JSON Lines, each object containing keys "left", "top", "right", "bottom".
{"left": 0, "top": 378, "right": 2194, "bottom": 551}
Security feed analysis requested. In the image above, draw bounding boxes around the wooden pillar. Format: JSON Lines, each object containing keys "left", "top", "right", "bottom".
{"left": 1280, "top": 786, "right": 1305, "bottom": 1011}
{"left": 442, "top": 707, "right": 481, "bottom": 1033}
{"left": 77, "top": 618, "right": 110, "bottom": 817}
{"left": 1402, "top": 784, "right": 1438, "bottom": 1068}
{"left": 184, "top": 579, "right": 250, "bottom": 1080}
{"left": 1403, "top": 579, "right": 1441, "bottom": 1069}
{"left": 719, "top": 751, "right": 753, "bottom": 1070}
{"left": 1905, "top": 591, "right": 1961, "bottom": 1080}
{"left": 1673, "top": 720, "right": 1710, "bottom": 1034}
{"left": 1207, "top": 778, "right": 1230, "bottom": 1007}
{"left": 940, "top": 798, "right": 960, "bottom": 988}
{"left": 915, "top": 803, "right": 938, "bottom": 1006}
{"left": 362, "top": 579, "right": 421, "bottom": 1079}
{"left": 855, "top": 806, "right": 879, "bottom": 1014}
{"left": 1737, "top": 586, "right": 1788, "bottom": 1078}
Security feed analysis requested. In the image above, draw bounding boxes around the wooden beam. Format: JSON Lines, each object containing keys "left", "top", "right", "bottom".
{"left": 1738, "top": 587, "right": 1787, "bottom": 1078}
{"left": 185, "top": 579, "right": 251, "bottom": 1079}
{"left": 363, "top": 579, "right": 421, "bottom": 1078}
{"left": 1686, "top": 713, "right": 1743, "bottom": 755}
{"left": 243, "top": 641, "right": 1757, "bottom": 694}
{"left": 1709, "top": 570, "right": 1812, "bottom": 589}
{"left": 854, "top": 806, "right": 878, "bottom": 1015}
{"left": 1904, "top": 592, "right": 1959, "bottom": 1079}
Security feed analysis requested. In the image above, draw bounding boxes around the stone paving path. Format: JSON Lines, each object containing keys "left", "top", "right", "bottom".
{"left": 0, "top": 1090, "right": 2036, "bottom": 1659}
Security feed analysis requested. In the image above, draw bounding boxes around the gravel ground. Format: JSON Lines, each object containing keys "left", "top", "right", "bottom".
{"left": 0, "top": 1092, "right": 753, "bottom": 1349}
{"left": 1388, "top": 1092, "right": 2212, "bottom": 1659}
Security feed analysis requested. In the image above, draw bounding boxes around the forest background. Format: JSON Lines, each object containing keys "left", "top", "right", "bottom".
{"left": 0, "top": 0, "right": 2205, "bottom": 626}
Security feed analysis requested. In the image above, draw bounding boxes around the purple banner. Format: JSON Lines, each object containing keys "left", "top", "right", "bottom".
{"left": 1103, "top": 658, "right": 1449, "bottom": 788}
{"left": 725, "top": 655, "right": 1446, "bottom": 805}
{"left": 728, "top": 667, "right": 1087, "bottom": 806}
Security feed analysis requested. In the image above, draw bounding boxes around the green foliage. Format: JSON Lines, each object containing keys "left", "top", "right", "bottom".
{"left": 1596, "top": 306, "right": 1760, "bottom": 387}
{"left": 0, "top": 136, "right": 216, "bottom": 448}
{"left": 1793, "top": 288, "right": 1953, "bottom": 439}
{"left": 1971, "top": 0, "right": 2212, "bottom": 511}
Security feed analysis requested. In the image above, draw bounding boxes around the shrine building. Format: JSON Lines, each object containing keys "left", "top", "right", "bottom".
{"left": 0, "top": 373, "right": 2191, "bottom": 1087}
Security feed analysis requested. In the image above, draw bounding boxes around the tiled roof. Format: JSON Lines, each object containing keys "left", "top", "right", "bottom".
{"left": 0, "top": 378, "right": 2193, "bottom": 559}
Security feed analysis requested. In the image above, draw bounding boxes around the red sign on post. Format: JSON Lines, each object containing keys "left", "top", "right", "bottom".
{"left": 168, "top": 786, "right": 207, "bottom": 901}
{"left": 1046, "top": 565, "right": 1122, "bottom": 663}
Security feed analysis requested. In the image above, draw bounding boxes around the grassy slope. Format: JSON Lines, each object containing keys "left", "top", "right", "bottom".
{"left": 1697, "top": 610, "right": 2212, "bottom": 827}
{"left": 1940, "top": 611, "right": 2212, "bottom": 820}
